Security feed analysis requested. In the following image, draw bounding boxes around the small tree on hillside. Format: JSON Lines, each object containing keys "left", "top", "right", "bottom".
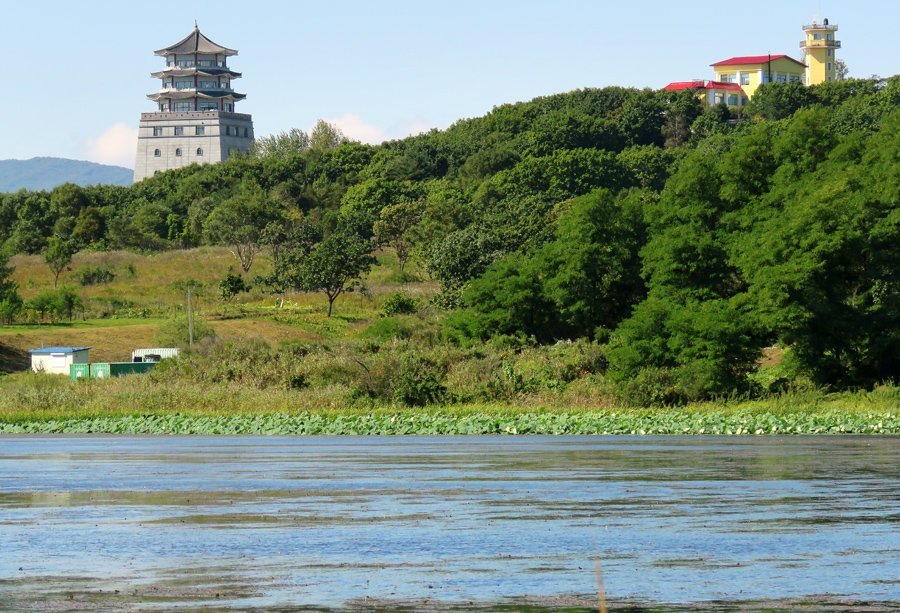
{"left": 203, "top": 181, "right": 279, "bottom": 274}
{"left": 296, "top": 229, "right": 374, "bottom": 317}
{"left": 373, "top": 199, "right": 425, "bottom": 273}
{"left": 43, "top": 237, "right": 76, "bottom": 288}
{"left": 0, "top": 253, "right": 23, "bottom": 324}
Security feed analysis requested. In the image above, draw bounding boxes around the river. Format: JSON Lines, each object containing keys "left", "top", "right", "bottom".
{"left": 1, "top": 436, "right": 898, "bottom": 610}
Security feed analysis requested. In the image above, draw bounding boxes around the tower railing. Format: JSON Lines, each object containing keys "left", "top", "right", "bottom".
{"left": 800, "top": 39, "right": 841, "bottom": 48}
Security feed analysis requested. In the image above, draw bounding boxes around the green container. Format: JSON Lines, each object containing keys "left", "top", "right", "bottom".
{"left": 69, "top": 363, "right": 90, "bottom": 381}
{"left": 90, "top": 363, "right": 111, "bottom": 379}
{"left": 109, "top": 362, "right": 156, "bottom": 376}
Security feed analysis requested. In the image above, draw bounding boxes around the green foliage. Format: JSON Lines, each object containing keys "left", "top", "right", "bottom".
{"left": 390, "top": 356, "right": 447, "bottom": 406}
{"left": 43, "top": 237, "right": 76, "bottom": 287}
{"left": 77, "top": 263, "right": 116, "bottom": 286}
{"left": 745, "top": 82, "right": 815, "bottom": 120}
{"left": 218, "top": 272, "right": 250, "bottom": 301}
{"left": 294, "top": 228, "right": 375, "bottom": 316}
{"left": 0, "top": 252, "right": 22, "bottom": 324}
{"left": 27, "top": 286, "right": 83, "bottom": 322}
{"left": 380, "top": 292, "right": 420, "bottom": 317}
{"left": 154, "top": 313, "right": 217, "bottom": 348}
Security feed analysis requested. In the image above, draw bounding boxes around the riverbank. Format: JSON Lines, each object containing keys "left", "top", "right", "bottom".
{"left": 0, "top": 375, "right": 896, "bottom": 434}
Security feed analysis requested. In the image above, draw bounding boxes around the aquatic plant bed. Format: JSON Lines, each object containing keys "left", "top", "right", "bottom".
{"left": 1, "top": 410, "right": 897, "bottom": 435}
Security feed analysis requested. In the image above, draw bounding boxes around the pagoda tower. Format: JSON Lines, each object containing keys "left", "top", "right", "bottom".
{"left": 134, "top": 24, "right": 254, "bottom": 182}
{"left": 801, "top": 18, "right": 841, "bottom": 85}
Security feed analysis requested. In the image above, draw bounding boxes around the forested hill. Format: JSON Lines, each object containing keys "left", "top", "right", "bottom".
{"left": 1, "top": 77, "right": 898, "bottom": 400}
{"left": 0, "top": 157, "right": 133, "bottom": 192}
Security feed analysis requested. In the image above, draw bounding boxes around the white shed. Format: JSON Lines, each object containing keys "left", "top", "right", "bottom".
{"left": 131, "top": 347, "right": 180, "bottom": 363}
{"left": 29, "top": 347, "right": 90, "bottom": 375}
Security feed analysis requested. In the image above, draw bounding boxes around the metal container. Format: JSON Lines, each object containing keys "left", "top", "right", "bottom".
{"left": 109, "top": 362, "right": 156, "bottom": 376}
{"left": 90, "top": 363, "right": 111, "bottom": 379}
{"left": 69, "top": 363, "right": 91, "bottom": 381}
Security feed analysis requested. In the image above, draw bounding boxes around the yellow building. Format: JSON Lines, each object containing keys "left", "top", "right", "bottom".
{"left": 710, "top": 54, "right": 807, "bottom": 98}
{"left": 801, "top": 19, "right": 840, "bottom": 84}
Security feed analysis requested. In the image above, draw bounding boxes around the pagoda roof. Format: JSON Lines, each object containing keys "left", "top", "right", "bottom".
{"left": 711, "top": 54, "right": 806, "bottom": 68}
{"left": 147, "top": 91, "right": 247, "bottom": 102}
{"left": 155, "top": 24, "right": 238, "bottom": 57}
{"left": 151, "top": 67, "right": 242, "bottom": 79}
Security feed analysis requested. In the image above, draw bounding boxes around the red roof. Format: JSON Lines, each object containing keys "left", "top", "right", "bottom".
{"left": 663, "top": 80, "right": 745, "bottom": 92}
{"left": 711, "top": 54, "right": 806, "bottom": 68}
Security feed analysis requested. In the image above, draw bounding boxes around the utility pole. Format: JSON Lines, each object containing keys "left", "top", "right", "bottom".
{"left": 187, "top": 284, "right": 194, "bottom": 347}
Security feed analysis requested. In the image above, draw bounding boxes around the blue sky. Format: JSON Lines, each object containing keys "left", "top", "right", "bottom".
{"left": 0, "top": 0, "right": 895, "bottom": 168}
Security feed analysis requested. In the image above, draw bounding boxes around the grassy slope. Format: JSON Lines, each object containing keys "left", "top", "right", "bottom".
{"left": 2, "top": 247, "right": 896, "bottom": 434}
{"left": 2, "top": 247, "right": 434, "bottom": 366}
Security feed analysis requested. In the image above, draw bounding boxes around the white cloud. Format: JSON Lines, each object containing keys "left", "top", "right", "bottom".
{"left": 84, "top": 123, "right": 138, "bottom": 169}
{"left": 323, "top": 113, "right": 388, "bottom": 145}
{"left": 321, "top": 114, "right": 438, "bottom": 145}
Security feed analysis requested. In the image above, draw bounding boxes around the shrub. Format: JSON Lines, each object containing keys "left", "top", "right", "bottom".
{"left": 360, "top": 317, "right": 413, "bottom": 342}
{"left": 380, "top": 292, "right": 420, "bottom": 317}
{"left": 615, "top": 366, "right": 680, "bottom": 407}
{"left": 154, "top": 313, "right": 217, "bottom": 348}
{"left": 391, "top": 356, "right": 447, "bottom": 406}
{"left": 77, "top": 264, "right": 116, "bottom": 286}
{"left": 219, "top": 273, "right": 250, "bottom": 301}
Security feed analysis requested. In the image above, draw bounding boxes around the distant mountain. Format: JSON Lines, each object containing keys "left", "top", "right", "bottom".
{"left": 0, "top": 157, "right": 133, "bottom": 192}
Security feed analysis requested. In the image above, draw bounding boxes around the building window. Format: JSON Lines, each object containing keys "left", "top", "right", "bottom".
{"left": 789, "top": 74, "right": 802, "bottom": 83}
{"left": 775, "top": 73, "right": 787, "bottom": 83}
{"left": 160, "top": 102, "right": 170, "bottom": 112}
{"left": 827, "top": 62, "right": 833, "bottom": 71}
{"left": 174, "top": 126, "right": 184, "bottom": 136}
{"left": 154, "top": 149, "right": 161, "bottom": 157}
{"left": 174, "top": 101, "right": 193, "bottom": 112}
{"left": 153, "top": 127, "right": 163, "bottom": 136}
{"left": 198, "top": 101, "right": 218, "bottom": 111}
{"left": 827, "top": 48, "right": 833, "bottom": 57}
{"left": 175, "top": 148, "right": 182, "bottom": 157}
{"left": 243, "top": 127, "right": 249, "bottom": 137}
{"left": 197, "top": 148, "right": 204, "bottom": 156}
{"left": 740, "top": 73, "right": 750, "bottom": 86}
{"left": 195, "top": 126, "right": 205, "bottom": 135}
{"left": 813, "top": 33, "right": 823, "bottom": 40}
{"left": 728, "top": 94, "right": 738, "bottom": 106}
{"left": 742, "top": 97, "right": 749, "bottom": 106}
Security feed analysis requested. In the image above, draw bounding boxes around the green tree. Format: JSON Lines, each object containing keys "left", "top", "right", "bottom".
{"left": 43, "top": 237, "right": 76, "bottom": 288}
{"left": 373, "top": 199, "right": 425, "bottom": 273}
{"left": 296, "top": 229, "right": 374, "bottom": 317}
{"left": 0, "top": 253, "right": 22, "bottom": 324}
{"left": 745, "top": 82, "right": 815, "bottom": 120}
{"left": 309, "top": 120, "right": 348, "bottom": 152}
{"left": 203, "top": 180, "right": 279, "bottom": 273}
{"left": 219, "top": 272, "right": 251, "bottom": 301}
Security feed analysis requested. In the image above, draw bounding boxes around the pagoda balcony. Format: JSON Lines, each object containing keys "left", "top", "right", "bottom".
{"left": 800, "top": 39, "right": 840, "bottom": 49}
{"left": 165, "top": 59, "right": 229, "bottom": 69}
{"left": 161, "top": 83, "right": 235, "bottom": 92}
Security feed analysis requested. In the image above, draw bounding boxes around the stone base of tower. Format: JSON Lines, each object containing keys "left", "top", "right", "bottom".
{"left": 134, "top": 111, "right": 254, "bottom": 182}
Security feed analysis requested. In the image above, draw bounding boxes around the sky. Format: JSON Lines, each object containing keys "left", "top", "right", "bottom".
{"left": 0, "top": 0, "right": 895, "bottom": 169}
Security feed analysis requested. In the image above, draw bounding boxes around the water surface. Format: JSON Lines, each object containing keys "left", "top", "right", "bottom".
{"left": 1, "top": 436, "right": 898, "bottom": 610}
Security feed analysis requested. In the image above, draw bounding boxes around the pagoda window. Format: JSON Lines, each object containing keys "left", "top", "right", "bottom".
{"left": 153, "top": 127, "right": 163, "bottom": 136}
{"left": 174, "top": 126, "right": 184, "bottom": 136}
{"left": 173, "top": 101, "right": 193, "bottom": 112}
{"left": 198, "top": 101, "right": 218, "bottom": 111}
{"left": 199, "top": 80, "right": 219, "bottom": 89}
{"left": 175, "top": 80, "right": 194, "bottom": 90}
{"left": 195, "top": 126, "right": 205, "bottom": 135}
